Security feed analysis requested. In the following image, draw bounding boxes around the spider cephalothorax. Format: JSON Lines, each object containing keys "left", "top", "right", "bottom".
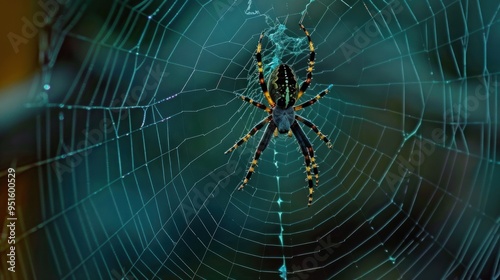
{"left": 225, "top": 23, "right": 333, "bottom": 206}
{"left": 272, "top": 105, "right": 295, "bottom": 134}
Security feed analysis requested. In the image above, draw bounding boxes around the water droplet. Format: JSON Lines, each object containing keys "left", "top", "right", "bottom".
{"left": 277, "top": 198, "right": 283, "bottom": 206}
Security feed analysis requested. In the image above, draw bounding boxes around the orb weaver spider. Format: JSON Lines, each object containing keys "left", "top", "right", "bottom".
{"left": 225, "top": 23, "right": 333, "bottom": 206}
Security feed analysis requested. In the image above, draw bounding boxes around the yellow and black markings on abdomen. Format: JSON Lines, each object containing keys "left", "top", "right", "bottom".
{"left": 269, "top": 64, "right": 298, "bottom": 108}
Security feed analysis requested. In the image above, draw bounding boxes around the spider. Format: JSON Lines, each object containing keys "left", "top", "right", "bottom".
{"left": 225, "top": 23, "right": 333, "bottom": 206}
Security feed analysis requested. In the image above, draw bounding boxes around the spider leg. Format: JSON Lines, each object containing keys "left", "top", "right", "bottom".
{"left": 297, "top": 23, "right": 315, "bottom": 101}
{"left": 240, "top": 96, "right": 272, "bottom": 113}
{"left": 238, "top": 121, "right": 277, "bottom": 190}
{"left": 256, "top": 33, "right": 275, "bottom": 107}
{"left": 295, "top": 115, "right": 333, "bottom": 149}
{"left": 291, "top": 121, "right": 318, "bottom": 207}
{"left": 225, "top": 115, "right": 273, "bottom": 154}
{"left": 294, "top": 84, "right": 332, "bottom": 112}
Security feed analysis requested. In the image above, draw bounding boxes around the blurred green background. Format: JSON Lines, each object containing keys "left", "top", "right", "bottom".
{"left": 1, "top": 0, "right": 499, "bottom": 279}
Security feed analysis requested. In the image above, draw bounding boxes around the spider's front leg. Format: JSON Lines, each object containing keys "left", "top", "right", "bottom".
{"left": 238, "top": 121, "right": 276, "bottom": 191}
{"left": 297, "top": 23, "right": 315, "bottom": 100}
{"left": 256, "top": 32, "right": 275, "bottom": 108}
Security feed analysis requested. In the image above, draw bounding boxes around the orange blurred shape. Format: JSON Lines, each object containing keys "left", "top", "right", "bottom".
{"left": 0, "top": 0, "right": 38, "bottom": 88}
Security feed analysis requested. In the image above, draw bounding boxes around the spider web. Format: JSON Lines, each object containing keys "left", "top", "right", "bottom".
{"left": 1, "top": 0, "right": 499, "bottom": 279}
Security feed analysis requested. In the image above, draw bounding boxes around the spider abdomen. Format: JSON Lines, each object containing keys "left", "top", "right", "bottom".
{"left": 269, "top": 64, "right": 299, "bottom": 109}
